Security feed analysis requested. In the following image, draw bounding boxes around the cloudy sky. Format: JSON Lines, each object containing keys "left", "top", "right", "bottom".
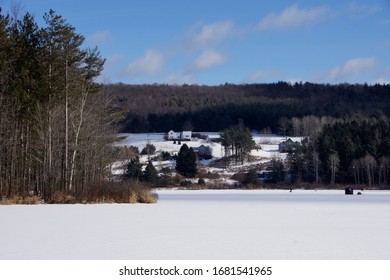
{"left": 2, "top": 0, "right": 390, "bottom": 85}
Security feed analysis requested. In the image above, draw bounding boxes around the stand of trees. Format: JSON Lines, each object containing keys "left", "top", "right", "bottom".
{"left": 221, "top": 122, "right": 256, "bottom": 164}
{"left": 0, "top": 8, "right": 117, "bottom": 201}
{"left": 273, "top": 116, "right": 390, "bottom": 187}
{"left": 124, "top": 158, "right": 158, "bottom": 184}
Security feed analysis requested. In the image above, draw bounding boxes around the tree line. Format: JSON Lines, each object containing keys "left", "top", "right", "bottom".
{"left": 105, "top": 82, "right": 390, "bottom": 133}
{"left": 266, "top": 116, "right": 390, "bottom": 188}
{"left": 0, "top": 8, "right": 118, "bottom": 201}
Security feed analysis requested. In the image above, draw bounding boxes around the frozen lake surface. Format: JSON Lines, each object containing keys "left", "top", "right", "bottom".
{"left": 1, "top": 189, "right": 390, "bottom": 260}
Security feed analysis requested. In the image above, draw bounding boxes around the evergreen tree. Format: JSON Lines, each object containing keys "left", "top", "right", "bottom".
{"left": 143, "top": 161, "right": 158, "bottom": 183}
{"left": 124, "top": 157, "right": 142, "bottom": 180}
{"left": 176, "top": 144, "right": 197, "bottom": 178}
{"left": 270, "top": 157, "right": 285, "bottom": 183}
{"left": 0, "top": 8, "right": 116, "bottom": 201}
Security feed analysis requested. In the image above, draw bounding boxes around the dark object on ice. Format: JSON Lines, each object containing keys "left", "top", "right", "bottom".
{"left": 357, "top": 192, "right": 362, "bottom": 195}
{"left": 345, "top": 187, "right": 354, "bottom": 195}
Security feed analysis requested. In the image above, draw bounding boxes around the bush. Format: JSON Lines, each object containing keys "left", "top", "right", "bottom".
{"left": 49, "top": 192, "right": 75, "bottom": 204}
{"left": 198, "top": 169, "right": 221, "bottom": 179}
{"left": 0, "top": 181, "right": 159, "bottom": 204}
{"left": 113, "top": 145, "right": 140, "bottom": 160}
{"left": 231, "top": 170, "right": 260, "bottom": 186}
{"left": 180, "top": 180, "right": 192, "bottom": 186}
{"left": 160, "top": 151, "right": 172, "bottom": 160}
{"left": 86, "top": 181, "right": 158, "bottom": 204}
{"left": 198, "top": 178, "right": 206, "bottom": 185}
{"left": 137, "top": 191, "right": 158, "bottom": 203}
{"left": 0, "top": 195, "right": 41, "bottom": 205}
{"left": 141, "top": 143, "right": 156, "bottom": 155}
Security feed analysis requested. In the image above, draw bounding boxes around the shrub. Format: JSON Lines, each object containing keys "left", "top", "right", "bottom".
{"left": 0, "top": 195, "right": 41, "bottom": 205}
{"left": 127, "top": 192, "right": 137, "bottom": 203}
{"left": 0, "top": 181, "right": 159, "bottom": 204}
{"left": 198, "top": 178, "right": 206, "bottom": 185}
{"left": 137, "top": 191, "right": 158, "bottom": 203}
{"left": 141, "top": 143, "right": 156, "bottom": 155}
{"left": 160, "top": 151, "right": 172, "bottom": 160}
{"left": 232, "top": 170, "right": 259, "bottom": 186}
{"left": 198, "top": 170, "right": 220, "bottom": 179}
{"left": 180, "top": 180, "right": 192, "bottom": 186}
{"left": 49, "top": 192, "right": 75, "bottom": 204}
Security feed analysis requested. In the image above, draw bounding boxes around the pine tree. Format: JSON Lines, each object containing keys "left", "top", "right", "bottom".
{"left": 176, "top": 144, "right": 197, "bottom": 178}
{"left": 124, "top": 157, "right": 142, "bottom": 180}
{"left": 0, "top": 8, "right": 116, "bottom": 201}
{"left": 143, "top": 161, "right": 158, "bottom": 183}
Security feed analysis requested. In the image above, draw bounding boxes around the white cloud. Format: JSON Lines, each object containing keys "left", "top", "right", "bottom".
{"left": 105, "top": 54, "right": 124, "bottom": 65}
{"left": 348, "top": 2, "right": 382, "bottom": 16}
{"left": 258, "top": 4, "right": 330, "bottom": 30}
{"left": 321, "top": 57, "right": 378, "bottom": 82}
{"left": 125, "top": 49, "right": 165, "bottom": 76}
{"left": 189, "top": 21, "right": 234, "bottom": 49}
{"left": 87, "top": 31, "right": 111, "bottom": 45}
{"left": 168, "top": 50, "right": 226, "bottom": 84}
{"left": 193, "top": 50, "right": 226, "bottom": 70}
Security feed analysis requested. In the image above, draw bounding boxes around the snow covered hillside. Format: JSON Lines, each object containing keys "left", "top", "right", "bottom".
{"left": 113, "top": 132, "right": 302, "bottom": 181}
{"left": 115, "top": 132, "right": 301, "bottom": 159}
{"left": 1, "top": 189, "right": 389, "bottom": 260}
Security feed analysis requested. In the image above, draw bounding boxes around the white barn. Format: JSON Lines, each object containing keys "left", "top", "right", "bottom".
{"left": 167, "top": 130, "right": 192, "bottom": 141}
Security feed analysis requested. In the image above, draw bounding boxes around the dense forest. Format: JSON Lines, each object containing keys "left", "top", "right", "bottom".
{"left": 266, "top": 116, "right": 388, "bottom": 186}
{"left": 106, "top": 82, "right": 390, "bottom": 133}
{"left": 0, "top": 8, "right": 111, "bottom": 200}
{"left": 0, "top": 8, "right": 144, "bottom": 203}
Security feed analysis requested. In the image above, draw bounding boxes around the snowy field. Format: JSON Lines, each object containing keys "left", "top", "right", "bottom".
{"left": 1, "top": 189, "right": 390, "bottom": 260}
{"left": 112, "top": 132, "right": 302, "bottom": 177}
{"left": 115, "top": 132, "right": 300, "bottom": 160}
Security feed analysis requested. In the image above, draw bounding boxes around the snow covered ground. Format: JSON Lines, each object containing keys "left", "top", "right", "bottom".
{"left": 112, "top": 133, "right": 301, "bottom": 177}
{"left": 1, "top": 189, "right": 390, "bottom": 260}
{"left": 115, "top": 132, "right": 298, "bottom": 160}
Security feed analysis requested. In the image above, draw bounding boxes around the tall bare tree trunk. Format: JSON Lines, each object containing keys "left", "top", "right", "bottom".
{"left": 65, "top": 59, "right": 69, "bottom": 192}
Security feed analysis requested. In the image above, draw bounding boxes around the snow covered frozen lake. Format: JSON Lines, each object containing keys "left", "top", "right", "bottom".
{"left": 1, "top": 189, "right": 390, "bottom": 260}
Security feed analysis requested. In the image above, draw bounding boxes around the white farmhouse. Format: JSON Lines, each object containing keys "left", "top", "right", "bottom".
{"left": 181, "top": 131, "right": 192, "bottom": 141}
{"left": 167, "top": 130, "right": 180, "bottom": 140}
{"left": 167, "top": 130, "right": 192, "bottom": 141}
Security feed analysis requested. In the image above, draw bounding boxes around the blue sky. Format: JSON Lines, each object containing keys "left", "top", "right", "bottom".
{"left": 1, "top": 0, "right": 390, "bottom": 85}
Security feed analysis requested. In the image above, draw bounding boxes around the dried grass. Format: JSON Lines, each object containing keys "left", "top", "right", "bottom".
{"left": 0, "top": 195, "right": 41, "bottom": 205}
{"left": 1, "top": 181, "right": 159, "bottom": 205}
{"left": 49, "top": 192, "right": 76, "bottom": 204}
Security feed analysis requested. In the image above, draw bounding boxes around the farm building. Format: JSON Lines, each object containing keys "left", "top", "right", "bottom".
{"left": 193, "top": 145, "right": 213, "bottom": 160}
{"left": 278, "top": 138, "right": 300, "bottom": 152}
{"left": 167, "top": 130, "right": 192, "bottom": 141}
